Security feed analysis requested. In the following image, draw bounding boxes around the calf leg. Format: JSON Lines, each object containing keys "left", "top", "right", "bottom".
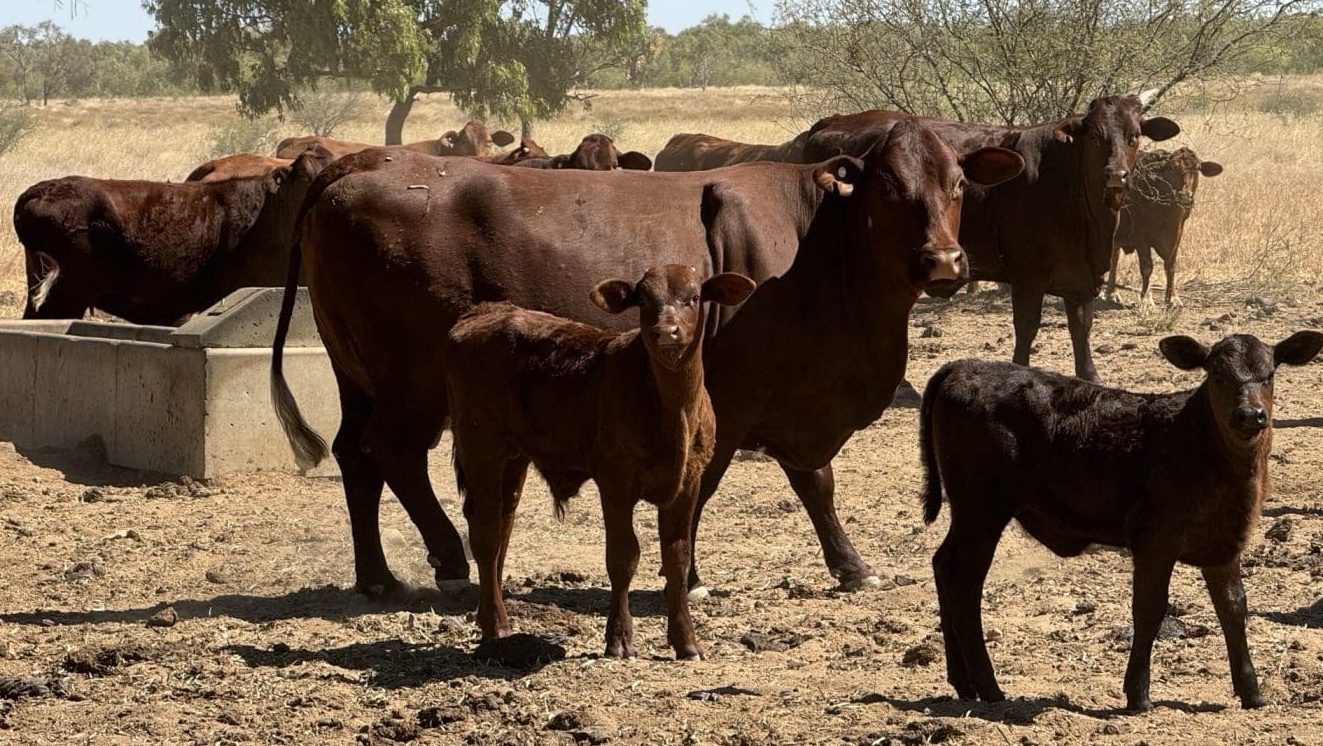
{"left": 331, "top": 379, "right": 398, "bottom": 595}
{"left": 495, "top": 458, "right": 529, "bottom": 583}
{"left": 1162, "top": 244, "right": 1181, "bottom": 308}
{"left": 601, "top": 490, "right": 641, "bottom": 658}
{"left": 376, "top": 448, "right": 470, "bottom": 587}
{"left": 933, "top": 514, "right": 1008, "bottom": 702}
{"left": 658, "top": 485, "right": 702, "bottom": 660}
{"left": 1202, "top": 558, "right": 1265, "bottom": 709}
{"left": 1137, "top": 246, "right": 1155, "bottom": 307}
{"left": 1010, "top": 284, "right": 1045, "bottom": 368}
{"left": 782, "top": 463, "right": 878, "bottom": 589}
{"left": 1063, "top": 296, "right": 1100, "bottom": 382}
{"left": 1106, "top": 244, "right": 1123, "bottom": 302}
{"left": 1123, "top": 552, "right": 1177, "bottom": 712}
{"left": 459, "top": 452, "right": 517, "bottom": 639}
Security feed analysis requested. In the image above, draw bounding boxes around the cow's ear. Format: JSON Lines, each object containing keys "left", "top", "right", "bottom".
{"left": 1274, "top": 331, "right": 1323, "bottom": 367}
{"left": 1160, "top": 335, "right": 1210, "bottom": 370}
{"left": 961, "top": 147, "right": 1024, "bottom": 187}
{"left": 1199, "top": 160, "right": 1223, "bottom": 177}
{"left": 440, "top": 131, "right": 458, "bottom": 146}
{"left": 491, "top": 130, "right": 516, "bottom": 148}
{"left": 264, "top": 165, "right": 292, "bottom": 194}
{"left": 618, "top": 151, "right": 653, "bottom": 171}
{"left": 550, "top": 154, "right": 571, "bottom": 169}
{"left": 1142, "top": 116, "right": 1180, "bottom": 142}
{"left": 702, "top": 273, "right": 756, "bottom": 307}
{"left": 813, "top": 156, "right": 864, "bottom": 197}
{"left": 1052, "top": 117, "right": 1082, "bottom": 143}
{"left": 590, "top": 279, "right": 638, "bottom": 314}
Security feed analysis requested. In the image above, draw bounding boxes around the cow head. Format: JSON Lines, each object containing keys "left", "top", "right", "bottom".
{"left": 1053, "top": 96, "right": 1181, "bottom": 211}
{"left": 556, "top": 134, "right": 653, "bottom": 171}
{"left": 264, "top": 145, "right": 335, "bottom": 196}
{"left": 1161, "top": 331, "right": 1323, "bottom": 442}
{"left": 590, "top": 265, "right": 755, "bottom": 370}
{"left": 437, "top": 121, "right": 517, "bottom": 157}
{"left": 813, "top": 119, "right": 1024, "bottom": 298}
{"left": 1138, "top": 146, "right": 1222, "bottom": 212}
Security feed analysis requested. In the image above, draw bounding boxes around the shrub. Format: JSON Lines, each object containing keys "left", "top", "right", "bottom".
{"left": 0, "top": 105, "right": 36, "bottom": 157}
{"left": 1257, "top": 90, "right": 1321, "bottom": 122}
{"left": 290, "top": 87, "right": 367, "bottom": 138}
{"left": 207, "top": 114, "right": 279, "bottom": 158}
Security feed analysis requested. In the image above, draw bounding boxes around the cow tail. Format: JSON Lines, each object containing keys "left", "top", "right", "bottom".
{"left": 25, "top": 251, "right": 59, "bottom": 317}
{"left": 269, "top": 208, "right": 328, "bottom": 472}
{"left": 919, "top": 364, "right": 953, "bottom": 525}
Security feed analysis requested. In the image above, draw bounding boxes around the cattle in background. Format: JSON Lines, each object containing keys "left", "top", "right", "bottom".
{"left": 479, "top": 137, "right": 551, "bottom": 166}
{"left": 186, "top": 153, "right": 292, "bottom": 183}
{"left": 14, "top": 147, "right": 334, "bottom": 325}
{"left": 511, "top": 134, "right": 653, "bottom": 170}
{"left": 804, "top": 95, "right": 1181, "bottom": 381}
{"left": 269, "top": 124, "right": 1023, "bottom": 598}
{"left": 274, "top": 120, "right": 516, "bottom": 160}
{"left": 447, "top": 267, "right": 756, "bottom": 660}
{"left": 653, "top": 131, "right": 810, "bottom": 171}
{"left": 1109, "top": 147, "right": 1223, "bottom": 308}
{"left": 919, "top": 331, "right": 1323, "bottom": 710}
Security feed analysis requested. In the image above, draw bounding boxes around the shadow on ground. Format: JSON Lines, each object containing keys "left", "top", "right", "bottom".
{"left": 223, "top": 638, "right": 551, "bottom": 687}
{"left": 876, "top": 693, "right": 1225, "bottom": 724}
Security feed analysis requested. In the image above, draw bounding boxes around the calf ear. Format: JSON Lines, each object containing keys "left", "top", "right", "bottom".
{"left": 1274, "top": 331, "right": 1323, "bottom": 367}
{"left": 550, "top": 154, "right": 571, "bottom": 169}
{"left": 1199, "top": 161, "right": 1223, "bottom": 177}
{"left": 702, "top": 273, "right": 757, "bottom": 307}
{"left": 1142, "top": 116, "right": 1181, "bottom": 142}
{"left": 491, "top": 130, "right": 516, "bottom": 148}
{"left": 1052, "top": 117, "right": 1082, "bottom": 144}
{"left": 1159, "top": 335, "right": 1210, "bottom": 370}
{"left": 590, "top": 279, "right": 638, "bottom": 314}
{"left": 618, "top": 151, "right": 653, "bottom": 171}
{"left": 961, "top": 147, "right": 1024, "bottom": 187}
{"left": 813, "top": 156, "right": 864, "bottom": 197}
{"left": 440, "top": 131, "right": 458, "bottom": 146}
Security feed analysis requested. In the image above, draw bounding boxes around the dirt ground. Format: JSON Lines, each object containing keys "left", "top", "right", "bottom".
{"left": 0, "top": 285, "right": 1320, "bottom": 746}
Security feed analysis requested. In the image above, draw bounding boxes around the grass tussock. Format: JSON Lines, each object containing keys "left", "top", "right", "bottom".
{"left": 2, "top": 79, "right": 1321, "bottom": 320}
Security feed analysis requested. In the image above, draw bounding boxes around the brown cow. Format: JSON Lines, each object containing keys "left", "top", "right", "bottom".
{"left": 1108, "top": 147, "right": 1223, "bottom": 308}
{"left": 274, "top": 120, "right": 516, "bottom": 160}
{"left": 270, "top": 120, "right": 1024, "bottom": 597}
{"left": 653, "top": 131, "right": 810, "bottom": 171}
{"left": 186, "top": 153, "right": 292, "bottom": 183}
{"left": 447, "top": 267, "right": 756, "bottom": 659}
{"left": 919, "top": 331, "right": 1323, "bottom": 710}
{"left": 804, "top": 96, "right": 1181, "bottom": 381}
{"left": 15, "top": 147, "right": 334, "bottom": 325}
{"left": 511, "top": 134, "right": 652, "bottom": 170}
{"left": 478, "top": 137, "right": 551, "bottom": 166}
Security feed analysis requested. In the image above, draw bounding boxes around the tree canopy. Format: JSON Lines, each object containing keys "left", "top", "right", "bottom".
{"left": 145, "top": 0, "right": 646, "bottom": 142}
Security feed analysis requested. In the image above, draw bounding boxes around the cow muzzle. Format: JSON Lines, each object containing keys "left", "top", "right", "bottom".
{"left": 920, "top": 246, "right": 967, "bottom": 287}
{"left": 649, "top": 326, "right": 691, "bottom": 368}
{"left": 1104, "top": 169, "right": 1129, "bottom": 210}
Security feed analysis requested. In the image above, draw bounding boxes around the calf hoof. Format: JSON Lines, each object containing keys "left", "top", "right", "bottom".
{"left": 687, "top": 586, "right": 711, "bottom": 603}
{"left": 1124, "top": 696, "right": 1154, "bottom": 713}
{"left": 436, "top": 578, "right": 474, "bottom": 594}
{"left": 354, "top": 574, "right": 406, "bottom": 597}
{"left": 428, "top": 554, "right": 471, "bottom": 582}
{"left": 979, "top": 688, "right": 1006, "bottom": 704}
{"left": 604, "top": 638, "right": 637, "bottom": 660}
{"left": 838, "top": 574, "right": 884, "bottom": 592}
{"left": 1241, "top": 693, "right": 1267, "bottom": 710}
{"left": 675, "top": 648, "right": 703, "bottom": 662}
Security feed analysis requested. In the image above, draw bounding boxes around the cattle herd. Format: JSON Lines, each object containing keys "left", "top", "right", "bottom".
{"left": 10, "top": 91, "right": 1318, "bottom": 713}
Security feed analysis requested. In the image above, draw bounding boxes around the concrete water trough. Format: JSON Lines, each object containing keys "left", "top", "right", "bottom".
{"left": 0, "top": 288, "right": 340, "bottom": 478}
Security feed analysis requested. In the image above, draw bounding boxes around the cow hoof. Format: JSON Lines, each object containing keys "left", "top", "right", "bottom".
{"left": 355, "top": 577, "right": 406, "bottom": 597}
{"left": 428, "top": 554, "right": 471, "bottom": 581}
{"left": 436, "top": 578, "right": 474, "bottom": 594}
{"left": 687, "top": 586, "right": 711, "bottom": 603}
{"left": 839, "top": 574, "right": 883, "bottom": 592}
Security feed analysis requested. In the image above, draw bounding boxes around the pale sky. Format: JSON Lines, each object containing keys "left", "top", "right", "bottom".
{"left": 0, "top": 0, "right": 774, "bottom": 43}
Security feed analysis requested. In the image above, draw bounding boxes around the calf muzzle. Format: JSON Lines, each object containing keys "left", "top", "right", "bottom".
{"left": 1232, "top": 405, "right": 1269, "bottom": 436}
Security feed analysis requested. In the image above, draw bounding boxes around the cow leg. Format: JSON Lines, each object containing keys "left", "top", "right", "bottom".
{"left": 1010, "top": 284, "right": 1044, "bottom": 368}
{"left": 1162, "top": 244, "right": 1181, "bottom": 308}
{"left": 1202, "top": 558, "right": 1265, "bottom": 709}
{"left": 1063, "top": 296, "right": 1100, "bottom": 382}
{"left": 1137, "top": 246, "right": 1155, "bottom": 307}
{"left": 1106, "top": 243, "right": 1123, "bottom": 303}
{"left": 331, "top": 381, "right": 399, "bottom": 596}
{"left": 682, "top": 443, "right": 738, "bottom": 600}
{"left": 376, "top": 449, "right": 470, "bottom": 587}
{"left": 1122, "top": 551, "right": 1177, "bottom": 712}
{"left": 460, "top": 451, "right": 515, "bottom": 639}
{"left": 933, "top": 512, "right": 1008, "bottom": 702}
{"left": 495, "top": 457, "right": 529, "bottom": 584}
{"left": 600, "top": 488, "right": 640, "bottom": 659}
{"left": 658, "top": 481, "right": 702, "bottom": 660}
{"left": 782, "top": 463, "right": 878, "bottom": 590}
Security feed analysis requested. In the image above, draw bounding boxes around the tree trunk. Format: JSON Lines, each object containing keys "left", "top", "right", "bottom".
{"left": 384, "top": 95, "right": 415, "bottom": 145}
{"left": 521, "top": 118, "right": 533, "bottom": 140}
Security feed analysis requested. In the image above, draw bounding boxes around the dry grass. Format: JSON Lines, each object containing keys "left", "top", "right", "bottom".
{"left": 1, "top": 82, "right": 1320, "bottom": 318}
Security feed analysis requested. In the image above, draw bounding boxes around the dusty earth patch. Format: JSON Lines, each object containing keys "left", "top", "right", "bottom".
{"left": 1, "top": 290, "right": 1322, "bottom": 745}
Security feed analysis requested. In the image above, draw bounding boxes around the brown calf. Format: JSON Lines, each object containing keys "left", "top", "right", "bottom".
{"left": 919, "top": 331, "right": 1323, "bottom": 711}
{"left": 653, "top": 131, "right": 809, "bottom": 171}
{"left": 446, "top": 266, "right": 755, "bottom": 659}
{"left": 186, "top": 153, "right": 292, "bottom": 182}
{"left": 511, "top": 134, "right": 652, "bottom": 170}
{"left": 1108, "top": 147, "right": 1223, "bottom": 307}
{"left": 275, "top": 120, "right": 516, "bottom": 160}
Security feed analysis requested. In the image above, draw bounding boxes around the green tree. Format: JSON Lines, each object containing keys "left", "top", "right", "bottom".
{"left": 146, "top": 0, "right": 646, "bottom": 143}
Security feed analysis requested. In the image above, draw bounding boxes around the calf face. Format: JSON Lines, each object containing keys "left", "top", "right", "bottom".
{"left": 1054, "top": 96, "right": 1181, "bottom": 210}
{"left": 1145, "top": 147, "right": 1222, "bottom": 210}
{"left": 590, "top": 265, "right": 756, "bottom": 368}
{"left": 1161, "top": 331, "right": 1323, "bottom": 439}
{"left": 555, "top": 134, "right": 653, "bottom": 171}
{"left": 439, "top": 121, "right": 516, "bottom": 156}
{"left": 821, "top": 119, "right": 1024, "bottom": 297}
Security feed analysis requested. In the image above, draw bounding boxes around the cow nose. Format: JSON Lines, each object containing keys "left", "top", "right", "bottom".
{"left": 923, "top": 247, "right": 966, "bottom": 282}
{"left": 657, "top": 325, "right": 680, "bottom": 342}
{"left": 1233, "top": 406, "right": 1268, "bottom": 432}
{"left": 1105, "top": 169, "right": 1129, "bottom": 188}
